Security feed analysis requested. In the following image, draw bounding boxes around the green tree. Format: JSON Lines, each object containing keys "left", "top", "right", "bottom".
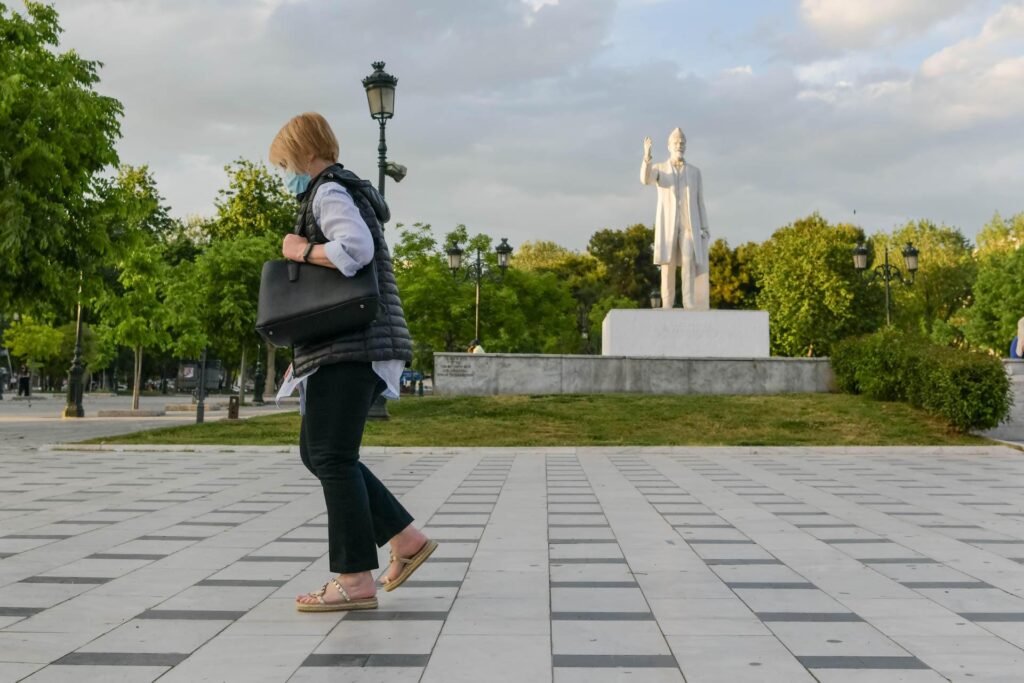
{"left": 4, "top": 316, "right": 62, "bottom": 366}
{"left": 95, "top": 242, "right": 170, "bottom": 409}
{"left": 0, "top": 2, "right": 122, "bottom": 313}
{"left": 964, "top": 245, "right": 1024, "bottom": 354}
{"left": 587, "top": 224, "right": 659, "bottom": 306}
{"left": 873, "top": 220, "right": 976, "bottom": 338}
{"left": 207, "top": 159, "right": 295, "bottom": 241}
{"left": 709, "top": 238, "right": 760, "bottom": 309}
{"left": 975, "top": 212, "right": 1024, "bottom": 258}
{"left": 754, "top": 213, "right": 880, "bottom": 356}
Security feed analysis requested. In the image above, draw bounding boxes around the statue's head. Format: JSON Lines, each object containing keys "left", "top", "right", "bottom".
{"left": 667, "top": 127, "right": 686, "bottom": 159}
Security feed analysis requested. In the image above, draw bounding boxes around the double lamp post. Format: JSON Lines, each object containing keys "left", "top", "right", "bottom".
{"left": 852, "top": 240, "right": 920, "bottom": 325}
{"left": 446, "top": 239, "right": 513, "bottom": 344}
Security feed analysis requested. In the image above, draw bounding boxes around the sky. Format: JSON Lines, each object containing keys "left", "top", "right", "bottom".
{"left": 46, "top": 0, "right": 1024, "bottom": 251}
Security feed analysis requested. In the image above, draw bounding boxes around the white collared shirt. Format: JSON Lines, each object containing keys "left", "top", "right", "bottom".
{"left": 276, "top": 183, "right": 405, "bottom": 414}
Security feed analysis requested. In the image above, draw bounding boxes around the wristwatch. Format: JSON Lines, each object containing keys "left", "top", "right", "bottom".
{"left": 301, "top": 242, "right": 315, "bottom": 263}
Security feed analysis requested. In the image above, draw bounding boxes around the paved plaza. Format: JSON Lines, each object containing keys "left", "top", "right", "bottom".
{"left": 2, "top": 440, "right": 1024, "bottom": 682}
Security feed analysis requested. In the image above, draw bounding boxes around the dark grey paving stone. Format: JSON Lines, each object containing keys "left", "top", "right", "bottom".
{"left": 344, "top": 611, "right": 448, "bottom": 621}
{"left": 0, "top": 606, "right": 43, "bottom": 617}
{"left": 959, "top": 613, "right": 1024, "bottom": 621}
{"left": 686, "top": 540, "right": 755, "bottom": 545}
{"left": 902, "top": 581, "right": 992, "bottom": 589}
{"left": 20, "top": 576, "right": 111, "bottom": 584}
{"left": 302, "top": 654, "right": 430, "bottom": 667}
{"left": 860, "top": 558, "right": 938, "bottom": 564}
{"left": 403, "top": 580, "right": 463, "bottom": 588}
{"left": 54, "top": 652, "right": 189, "bottom": 666}
{"left": 795, "top": 524, "right": 858, "bottom": 528}
{"left": 87, "top": 553, "right": 167, "bottom": 560}
{"left": 705, "top": 559, "right": 782, "bottom": 566}
{"left": 552, "top": 612, "right": 655, "bottom": 621}
{"left": 137, "top": 609, "right": 246, "bottom": 620}
{"left": 550, "top": 581, "right": 639, "bottom": 588}
{"left": 728, "top": 582, "right": 816, "bottom": 589}
{"left": 177, "top": 521, "right": 241, "bottom": 527}
{"left": 798, "top": 656, "right": 929, "bottom": 670}
{"left": 4, "top": 534, "right": 73, "bottom": 539}
{"left": 549, "top": 539, "right": 619, "bottom": 544}
{"left": 52, "top": 520, "right": 116, "bottom": 525}
{"left": 758, "top": 612, "right": 863, "bottom": 622}
{"left": 196, "top": 579, "right": 286, "bottom": 587}
{"left": 553, "top": 655, "right": 679, "bottom": 668}
{"left": 823, "top": 539, "right": 892, "bottom": 544}
{"left": 550, "top": 558, "right": 627, "bottom": 564}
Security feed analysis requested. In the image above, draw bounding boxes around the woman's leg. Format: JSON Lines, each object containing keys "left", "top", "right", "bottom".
{"left": 302, "top": 361, "right": 382, "bottom": 575}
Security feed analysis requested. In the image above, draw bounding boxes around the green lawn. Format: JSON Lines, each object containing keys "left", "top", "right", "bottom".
{"left": 81, "top": 393, "right": 989, "bottom": 447}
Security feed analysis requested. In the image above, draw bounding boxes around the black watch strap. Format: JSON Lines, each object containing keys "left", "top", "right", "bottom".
{"left": 302, "top": 242, "right": 315, "bottom": 263}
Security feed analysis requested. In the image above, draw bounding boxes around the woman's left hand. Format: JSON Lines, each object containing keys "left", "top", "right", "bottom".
{"left": 283, "top": 234, "right": 309, "bottom": 261}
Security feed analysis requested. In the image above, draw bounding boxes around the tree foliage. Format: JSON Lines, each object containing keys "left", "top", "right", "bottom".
{"left": 709, "top": 238, "right": 760, "bottom": 309}
{"left": 754, "top": 213, "right": 880, "bottom": 356}
{"left": 206, "top": 159, "right": 295, "bottom": 241}
{"left": 587, "top": 224, "right": 658, "bottom": 306}
{"left": 0, "top": 2, "right": 122, "bottom": 313}
{"left": 964, "top": 243, "right": 1024, "bottom": 354}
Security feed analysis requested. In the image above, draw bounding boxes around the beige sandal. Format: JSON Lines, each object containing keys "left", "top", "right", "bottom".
{"left": 379, "top": 539, "right": 439, "bottom": 592}
{"left": 296, "top": 577, "right": 379, "bottom": 612}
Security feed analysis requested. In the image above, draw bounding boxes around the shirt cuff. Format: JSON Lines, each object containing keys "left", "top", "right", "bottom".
{"left": 323, "top": 240, "right": 364, "bottom": 277}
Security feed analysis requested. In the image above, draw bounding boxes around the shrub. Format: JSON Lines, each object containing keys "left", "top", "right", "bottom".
{"left": 831, "top": 329, "right": 1011, "bottom": 432}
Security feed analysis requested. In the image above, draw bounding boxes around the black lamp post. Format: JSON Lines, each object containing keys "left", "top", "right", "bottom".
{"left": 252, "top": 346, "right": 266, "bottom": 406}
{"left": 62, "top": 273, "right": 85, "bottom": 418}
{"left": 447, "top": 238, "right": 513, "bottom": 344}
{"left": 363, "top": 61, "right": 400, "bottom": 420}
{"left": 852, "top": 241, "right": 919, "bottom": 326}
{"left": 362, "top": 62, "right": 398, "bottom": 197}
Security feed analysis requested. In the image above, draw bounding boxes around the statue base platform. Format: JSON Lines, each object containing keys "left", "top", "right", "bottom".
{"left": 601, "top": 309, "right": 770, "bottom": 358}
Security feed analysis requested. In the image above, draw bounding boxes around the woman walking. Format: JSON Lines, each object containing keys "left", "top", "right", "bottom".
{"left": 269, "top": 112, "right": 436, "bottom": 612}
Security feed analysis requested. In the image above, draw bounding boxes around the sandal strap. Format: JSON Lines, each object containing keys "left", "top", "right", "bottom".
{"left": 330, "top": 577, "right": 351, "bottom": 603}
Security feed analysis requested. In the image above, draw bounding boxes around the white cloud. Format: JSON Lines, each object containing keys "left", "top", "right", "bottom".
{"left": 800, "top": 0, "right": 979, "bottom": 48}
{"left": 40, "top": 0, "right": 1024, "bottom": 252}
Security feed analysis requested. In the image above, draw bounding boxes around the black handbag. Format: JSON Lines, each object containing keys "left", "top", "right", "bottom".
{"left": 255, "top": 256, "right": 380, "bottom": 347}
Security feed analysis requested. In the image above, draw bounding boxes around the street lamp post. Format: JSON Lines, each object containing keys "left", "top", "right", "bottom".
{"left": 62, "top": 273, "right": 85, "bottom": 418}
{"left": 196, "top": 348, "right": 208, "bottom": 425}
{"left": 363, "top": 61, "right": 399, "bottom": 420}
{"left": 852, "top": 241, "right": 919, "bottom": 325}
{"left": 446, "top": 238, "right": 513, "bottom": 345}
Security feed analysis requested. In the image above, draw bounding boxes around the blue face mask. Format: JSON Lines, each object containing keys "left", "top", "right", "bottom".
{"left": 283, "top": 170, "right": 311, "bottom": 195}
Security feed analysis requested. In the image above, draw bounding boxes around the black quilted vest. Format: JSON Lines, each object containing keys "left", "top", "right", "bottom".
{"left": 290, "top": 164, "right": 413, "bottom": 376}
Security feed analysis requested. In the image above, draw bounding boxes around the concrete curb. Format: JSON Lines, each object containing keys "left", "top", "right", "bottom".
{"left": 40, "top": 444, "right": 1020, "bottom": 455}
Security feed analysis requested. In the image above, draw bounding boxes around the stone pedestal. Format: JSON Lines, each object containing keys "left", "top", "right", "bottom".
{"left": 601, "top": 309, "right": 769, "bottom": 358}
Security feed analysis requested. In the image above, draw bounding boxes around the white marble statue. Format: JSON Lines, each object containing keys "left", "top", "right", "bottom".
{"left": 641, "top": 128, "right": 710, "bottom": 310}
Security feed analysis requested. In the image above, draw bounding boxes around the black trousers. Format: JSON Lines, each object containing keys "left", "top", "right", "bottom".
{"left": 299, "top": 361, "right": 413, "bottom": 574}
{"left": 17, "top": 378, "right": 29, "bottom": 397}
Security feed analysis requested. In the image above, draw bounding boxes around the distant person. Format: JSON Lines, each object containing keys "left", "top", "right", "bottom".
{"left": 1011, "top": 316, "right": 1024, "bottom": 359}
{"left": 468, "top": 339, "right": 485, "bottom": 354}
{"left": 17, "top": 364, "right": 30, "bottom": 397}
{"left": 268, "top": 112, "right": 434, "bottom": 613}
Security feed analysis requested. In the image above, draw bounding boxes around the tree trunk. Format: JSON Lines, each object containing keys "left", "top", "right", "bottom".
{"left": 132, "top": 345, "right": 142, "bottom": 411}
{"left": 266, "top": 342, "right": 276, "bottom": 392}
{"left": 238, "top": 346, "right": 246, "bottom": 407}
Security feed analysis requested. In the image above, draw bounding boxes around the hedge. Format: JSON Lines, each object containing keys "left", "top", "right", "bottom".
{"left": 831, "top": 328, "right": 1011, "bottom": 432}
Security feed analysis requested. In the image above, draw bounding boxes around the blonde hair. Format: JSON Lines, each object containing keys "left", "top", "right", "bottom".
{"left": 269, "top": 112, "right": 339, "bottom": 171}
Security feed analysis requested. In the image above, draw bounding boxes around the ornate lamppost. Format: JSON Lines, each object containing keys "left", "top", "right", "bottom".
{"left": 852, "top": 241, "right": 920, "bottom": 326}
{"left": 446, "top": 238, "right": 513, "bottom": 345}
{"left": 362, "top": 61, "right": 404, "bottom": 419}
{"left": 62, "top": 273, "right": 85, "bottom": 418}
{"left": 252, "top": 346, "right": 266, "bottom": 406}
